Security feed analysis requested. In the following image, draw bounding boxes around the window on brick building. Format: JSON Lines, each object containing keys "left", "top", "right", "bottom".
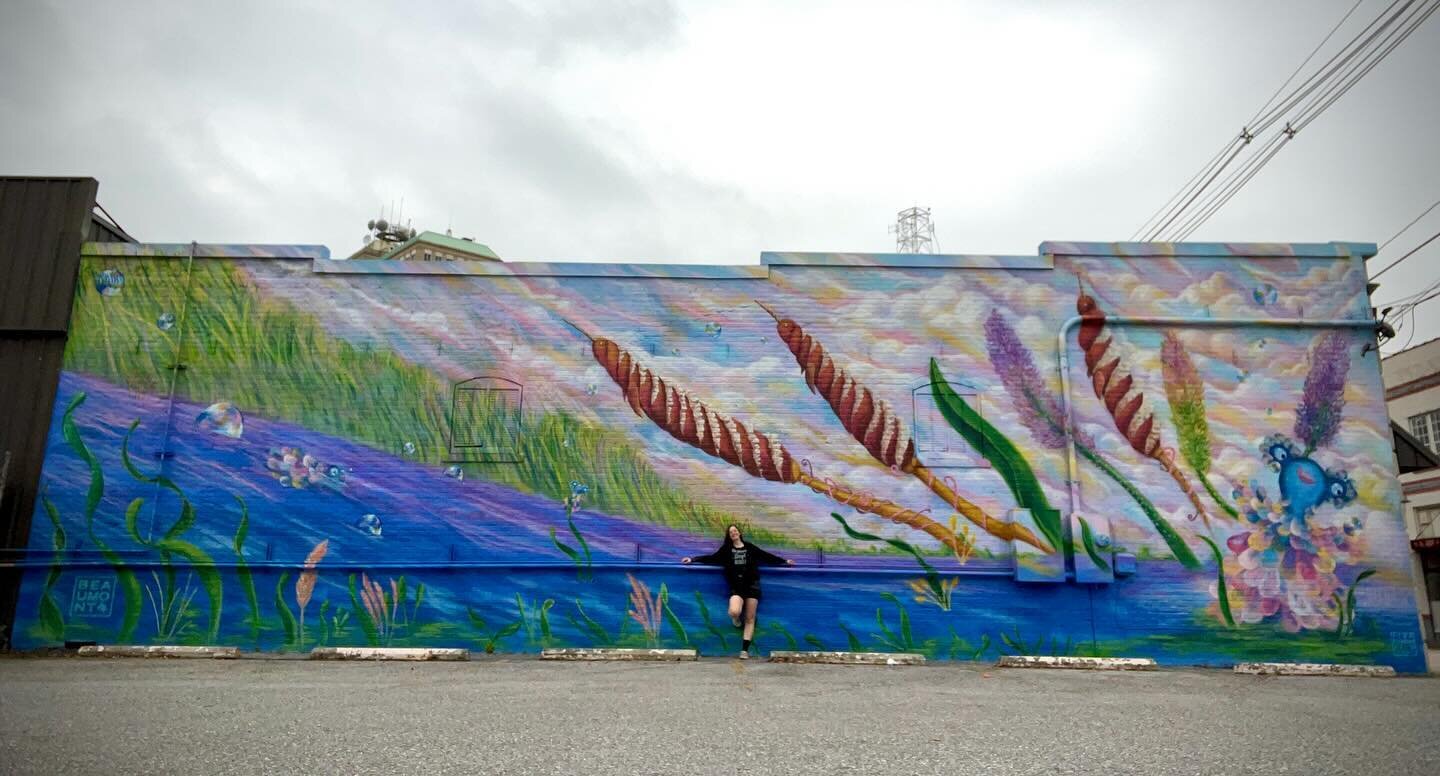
{"left": 910, "top": 382, "right": 988, "bottom": 468}
{"left": 449, "top": 376, "right": 523, "bottom": 462}
{"left": 1410, "top": 409, "right": 1440, "bottom": 453}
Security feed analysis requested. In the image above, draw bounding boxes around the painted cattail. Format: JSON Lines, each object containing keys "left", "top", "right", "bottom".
{"left": 295, "top": 539, "right": 328, "bottom": 647}
{"left": 758, "top": 302, "right": 1051, "bottom": 553}
{"left": 591, "top": 336, "right": 799, "bottom": 483}
{"left": 587, "top": 332, "right": 973, "bottom": 555}
{"left": 1077, "top": 285, "right": 1210, "bottom": 522}
{"left": 1161, "top": 332, "right": 1238, "bottom": 523}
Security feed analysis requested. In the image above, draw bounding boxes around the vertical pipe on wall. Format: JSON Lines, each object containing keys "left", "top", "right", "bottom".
{"left": 145, "top": 242, "right": 197, "bottom": 539}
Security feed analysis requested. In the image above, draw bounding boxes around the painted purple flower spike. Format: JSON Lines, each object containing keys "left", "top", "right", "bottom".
{"left": 1294, "top": 332, "right": 1349, "bottom": 453}
{"left": 983, "top": 310, "right": 1092, "bottom": 449}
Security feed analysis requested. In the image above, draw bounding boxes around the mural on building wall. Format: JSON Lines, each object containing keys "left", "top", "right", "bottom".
{"left": 10, "top": 242, "right": 1426, "bottom": 671}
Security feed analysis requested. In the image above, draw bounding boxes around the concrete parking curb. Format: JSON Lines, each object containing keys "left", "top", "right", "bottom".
{"left": 997, "top": 655, "right": 1157, "bottom": 671}
{"left": 540, "top": 648, "right": 697, "bottom": 661}
{"left": 1233, "top": 662, "right": 1397, "bottom": 677}
{"left": 77, "top": 645, "right": 240, "bottom": 659}
{"left": 768, "top": 651, "right": 925, "bottom": 665}
{"left": 309, "top": 647, "right": 469, "bottom": 661}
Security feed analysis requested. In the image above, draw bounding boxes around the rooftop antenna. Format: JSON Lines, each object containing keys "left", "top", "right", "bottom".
{"left": 889, "top": 206, "right": 938, "bottom": 253}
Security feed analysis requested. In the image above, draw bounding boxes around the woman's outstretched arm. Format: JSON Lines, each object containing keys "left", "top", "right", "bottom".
{"left": 749, "top": 544, "right": 792, "bottom": 567}
{"left": 684, "top": 549, "right": 724, "bottom": 565}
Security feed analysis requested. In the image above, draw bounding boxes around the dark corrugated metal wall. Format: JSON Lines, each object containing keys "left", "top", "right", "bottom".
{"left": 0, "top": 177, "right": 99, "bottom": 648}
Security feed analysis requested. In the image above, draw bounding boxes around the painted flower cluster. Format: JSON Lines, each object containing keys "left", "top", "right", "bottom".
{"left": 1220, "top": 444, "right": 1364, "bottom": 632}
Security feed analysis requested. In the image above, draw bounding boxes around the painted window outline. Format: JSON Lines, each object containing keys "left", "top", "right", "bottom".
{"left": 910, "top": 381, "right": 988, "bottom": 469}
{"left": 448, "top": 376, "right": 523, "bottom": 463}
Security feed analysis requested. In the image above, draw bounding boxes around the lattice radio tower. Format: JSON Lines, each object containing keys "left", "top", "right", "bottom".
{"left": 890, "top": 206, "right": 938, "bottom": 253}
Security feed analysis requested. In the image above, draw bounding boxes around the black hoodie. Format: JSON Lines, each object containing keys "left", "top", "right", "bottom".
{"left": 689, "top": 540, "right": 788, "bottom": 590}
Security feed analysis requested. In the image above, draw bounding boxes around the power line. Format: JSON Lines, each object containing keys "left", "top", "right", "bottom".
{"left": 1377, "top": 196, "right": 1440, "bottom": 253}
{"left": 1293, "top": 0, "right": 1440, "bottom": 132}
{"left": 1245, "top": 0, "right": 1367, "bottom": 127}
{"left": 1373, "top": 227, "right": 1440, "bottom": 282}
{"left": 1136, "top": 0, "right": 1437, "bottom": 241}
{"left": 1167, "top": 132, "right": 1291, "bottom": 241}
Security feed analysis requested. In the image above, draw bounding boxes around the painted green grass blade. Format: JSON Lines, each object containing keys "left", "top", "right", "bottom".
{"left": 840, "top": 623, "right": 864, "bottom": 652}
{"left": 1077, "top": 444, "right": 1200, "bottom": 569}
{"left": 232, "top": 496, "right": 261, "bottom": 644}
{"left": 154, "top": 537, "right": 222, "bottom": 642}
{"left": 1343, "top": 569, "right": 1377, "bottom": 637}
{"left": 549, "top": 528, "right": 581, "bottom": 562}
{"left": 123, "top": 498, "right": 147, "bottom": 545}
{"left": 928, "top": 359, "right": 1062, "bottom": 550}
{"left": 120, "top": 420, "right": 197, "bottom": 540}
{"left": 62, "top": 393, "right": 141, "bottom": 642}
{"left": 1198, "top": 536, "right": 1236, "bottom": 628}
{"left": 62, "top": 394, "right": 105, "bottom": 536}
{"left": 487, "top": 620, "right": 522, "bottom": 652}
{"left": 573, "top": 601, "right": 611, "bottom": 645}
{"left": 539, "top": 599, "right": 554, "bottom": 646}
{"left": 275, "top": 572, "right": 298, "bottom": 647}
{"left": 973, "top": 633, "right": 991, "bottom": 660}
{"left": 39, "top": 496, "right": 68, "bottom": 641}
{"left": 692, "top": 591, "right": 729, "bottom": 651}
{"left": 1077, "top": 516, "right": 1112, "bottom": 572}
{"left": 566, "top": 514, "right": 592, "bottom": 569}
{"left": 804, "top": 634, "right": 826, "bottom": 651}
{"left": 768, "top": 623, "right": 798, "bottom": 651}
{"left": 828, "top": 513, "right": 937, "bottom": 575}
{"left": 1199, "top": 478, "right": 1242, "bottom": 521}
{"left": 658, "top": 584, "right": 689, "bottom": 647}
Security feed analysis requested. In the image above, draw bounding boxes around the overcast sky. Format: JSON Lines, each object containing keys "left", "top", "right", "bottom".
{"left": 3, "top": 0, "right": 1438, "bottom": 352}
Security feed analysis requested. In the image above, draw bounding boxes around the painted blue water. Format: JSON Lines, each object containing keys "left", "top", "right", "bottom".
{"left": 14, "top": 373, "right": 1428, "bottom": 672}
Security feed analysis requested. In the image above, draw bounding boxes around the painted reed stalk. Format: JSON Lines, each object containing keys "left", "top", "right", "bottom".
{"left": 757, "top": 302, "right": 1049, "bottom": 552}
{"left": 295, "top": 539, "right": 329, "bottom": 648}
{"left": 626, "top": 574, "right": 663, "bottom": 644}
{"left": 985, "top": 311, "right": 1200, "bottom": 567}
{"left": 1076, "top": 285, "right": 1211, "bottom": 523}
{"left": 1294, "top": 332, "right": 1349, "bottom": 454}
{"left": 586, "top": 332, "right": 975, "bottom": 555}
{"left": 359, "top": 573, "right": 390, "bottom": 640}
{"left": 1160, "top": 332, "right": 1238, "bottom": 522}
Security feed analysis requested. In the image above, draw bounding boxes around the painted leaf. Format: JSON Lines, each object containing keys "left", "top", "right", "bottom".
{"left": 1076, "top": 445, "right": 1199, "bottom": 569}
{"left": 1199, "top": 536, "right": 1236, "bottom": 628}
{"left": 928, "top": 359, "right": 1063, "bottom": 550}
{"left": 275, "top": 571, "right": 298, "bottom": 647}
{"left": 1077, "top": 517, "right": 1112, "bottom": 573}
{"left": 62, "top": 393, "right": 141, "bottom": 643}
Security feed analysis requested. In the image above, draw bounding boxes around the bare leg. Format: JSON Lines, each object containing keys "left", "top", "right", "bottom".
{"left": 728, "top": 595, "right": 743, "bottom": 627}
{"left": 742, "top": 598, "right": 759, "bottom": 642}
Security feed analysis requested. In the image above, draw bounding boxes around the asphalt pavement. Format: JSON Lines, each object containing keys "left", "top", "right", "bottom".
{"left": 1, "top": 656, "right": 1436, "bottom": 775}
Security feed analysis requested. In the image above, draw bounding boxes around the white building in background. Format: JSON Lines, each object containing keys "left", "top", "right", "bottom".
{"left": 1382, "top": 337, "right": 1440, "bottom": 647}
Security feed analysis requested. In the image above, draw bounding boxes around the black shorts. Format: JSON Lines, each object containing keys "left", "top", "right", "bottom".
{"left": 728, "top": 581, "right": 762, "bottom": 600}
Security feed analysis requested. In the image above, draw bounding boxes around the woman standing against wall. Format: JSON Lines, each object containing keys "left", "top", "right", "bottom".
{"left": 682, "top": 524, "right": 793, "bottom": 659}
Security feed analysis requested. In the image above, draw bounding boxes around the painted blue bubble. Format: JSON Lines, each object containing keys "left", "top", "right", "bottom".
{"left": 403, "top": 442, "right": 417, "bottom": 456}
{"left": 95, "top": 268, "right": 125, "bottom": 296}
{"left": 156, "top": 312, "right": 176, "bottom": 330}
{"left": 445, "top": 465, "right": 464, "bottom": 481}
{"left": 355, "top": 513, "right": 383, "bottom": 537}
{"left": 1252, "top": 283, "right": 1278, "bottom": 305}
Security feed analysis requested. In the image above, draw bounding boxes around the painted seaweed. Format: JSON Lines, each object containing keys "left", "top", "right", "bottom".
{"left": 37, "top": 496, "right": 67, "bottom": 642}
{"left": 60, "top": 393, "right": 142, "bottom": 642}
{"left": 119, "top": 421, "right": 224, "bottom": 641}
